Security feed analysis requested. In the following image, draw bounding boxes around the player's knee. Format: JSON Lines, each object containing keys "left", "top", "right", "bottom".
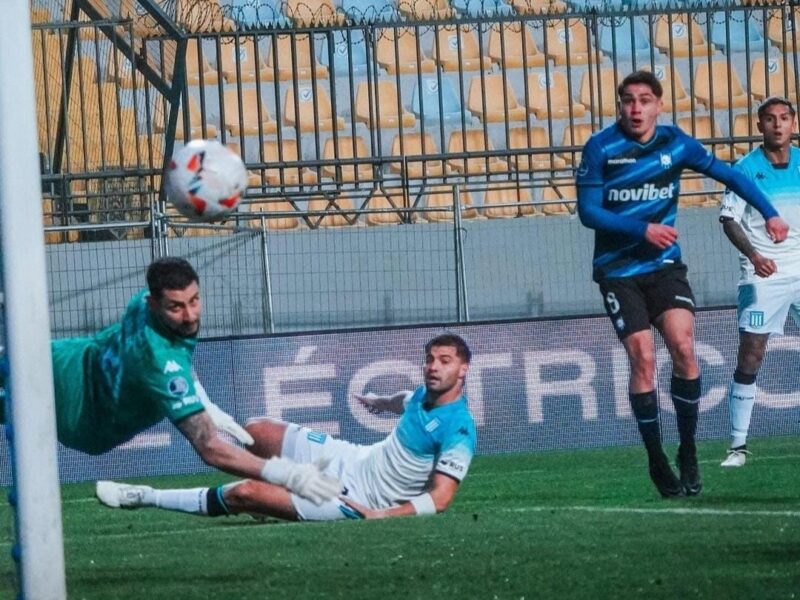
{"left": 670, "top": 336, "right": 697, "bottom": 368}
{"left": 244, "top": 418, "right": 285, "bottom": 458}
{"left": 223, "top": 480, "right": 261, "bottom": 510}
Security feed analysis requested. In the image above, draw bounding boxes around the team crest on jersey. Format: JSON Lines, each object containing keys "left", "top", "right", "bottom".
{"left": 577, "top": 159, "right": 589, "bottom": 177}
{"left": 167, "top": 376, "right": 190, "bottom": 397}
{"left": 660, "top": 153, "right": 672, "bottom": 169}
{"left": 163, "top": 360, "right": 182, "bottom": 374}
{"left": 425, "top": 418, "right": 441, "bottom": 432}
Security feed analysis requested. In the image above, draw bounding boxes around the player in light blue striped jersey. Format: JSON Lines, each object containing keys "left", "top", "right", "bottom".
{"left": 576, "top": 71, "right": 789, "bottom": 498}
{"left": 719, "top": 96, "right": 800, "bottom": 467}
{"left": 96, "top": 334, "right": 477, "bottom": 521}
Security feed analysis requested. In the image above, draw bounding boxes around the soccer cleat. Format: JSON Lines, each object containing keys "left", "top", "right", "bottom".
{"left": 720, "top": 446, "right": 751, "bottom": 468}
{"left": 676, "top": 445, "right": 702, "bottom": 496}
{"left": 96, "top": 481, "right": 152, "bottom": 509}
{"left": 648, "top": 452, "right": 685, "bottom": 498}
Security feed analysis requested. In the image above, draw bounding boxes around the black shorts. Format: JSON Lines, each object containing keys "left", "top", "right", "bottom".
{"left": 598, "top": 263, "right": 696, "bottom": 340}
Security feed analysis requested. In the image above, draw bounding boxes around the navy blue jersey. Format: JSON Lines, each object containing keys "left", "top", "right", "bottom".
{"left": 576, "top": 123, "right": 778, "bottom": 282}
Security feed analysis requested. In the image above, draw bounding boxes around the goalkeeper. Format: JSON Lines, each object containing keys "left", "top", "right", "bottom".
{"left": 2, "top": 257, "right": 339, "bottom": 506}
{"left": 97, "top": 334, "right": 476, "bottom": 520}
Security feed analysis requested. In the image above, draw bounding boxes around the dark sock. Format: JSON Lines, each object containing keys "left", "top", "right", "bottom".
{"left": 671, "top": 376, "right": 701, "bottom": 450}
{"left": 206, "top": 486, "right": 230, "bottom": 517}
{"left": 733, "top": 369, "right": 757, "bottom": 385}
{"left": 629, "top": 391, "right": 662, "bottom": 457}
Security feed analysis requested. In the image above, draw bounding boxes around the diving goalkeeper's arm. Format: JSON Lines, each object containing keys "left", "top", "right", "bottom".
{"left": 175, "top": 411, "right": 340, "bottom": 505}
{"left": 354, "top": 390, "right": 414, "bottom": 415}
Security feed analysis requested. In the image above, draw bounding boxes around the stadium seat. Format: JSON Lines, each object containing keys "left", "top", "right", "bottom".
{"left": 376, "top": 28, "right": 436, "bottom": 75}
{"left": 508, "top": 127, "right": 568, "bottom": 171}
{"left": 411, "top": 77, "right": 472, "bottom": 125}
{"left": 355, "top": 80, "right": 416, "bottom": 129}
{"left": 225, "top": 143, "right": 264, "bottom": 187}
{"left": 509, "top": 0, "right": 567, "bottom": 15}
{"left": 308, "top": 196, "right": 357, "bottom": 227}
{"left": 173, "top": 39, "right": 219, "bottom": 86}
{"left": 677, "top": 115, "right": 735, "bottom": 162}
{"left": 447, "top": 130, "right": 509, "bottom": 174}
{"left": 482, "top": 182, "right": 536, "bottom": 218}
{"left": 767, "top": 6, "right": 800, "bottom": 52}
{"left": 559, "top": 123, "right": 596, "bottom": 165}
{"left": 732, "top": 113, "right": 759, "bottom": 157}
{"left": 423, "top": 186, "right": 479, "bottom": 222}
{"left": 366, "top": 190, "right": 409, "bottom": 226}
{"left": 283, "top": 0, "right": 344, "bottom": 26}
{"left": 262, "top": 140, "right": 318, "bottom": 186}
{"left": 177, "top": 0, "right": 235, "bottom": 33}
{"left": 598, "top": 16, "right": 652, "bottom": 61}
{"left": 396, "top": 0, "right": 455, "bottom": 20}
{"left": 679, "top": 175, "right": 722, "bottom": 207}
{"left": 223, "top": 88, "right": 277, "bottom": 136}
{"left": 543, "top": 19, "right": 599, "bottom": 66}
{"left": 389, "top": 132, "right": 449, "bottom": 178}
{"left": 320, "top": 29, "right": 369, "bottom": 75}
{"left": 541, "top": 185, "right": 575, "bottom": 215}
{"left": 709, "top": 10, "right": 764, "bottom": 53}
{"left": 283, "top": 85, "right": 345, "bottom": 132}
{"left": 155, "top": 94, "right": 218, "bottom": 139}
{"left": 525, "top": 70, "right": 586, "bottom": 119}
{"left": 653, "top": 14, "right": 711, "bottom": 58}
{"left": 749, "top": 56, "right": 798, "bottom": 101}
{"left": 431, "top": 25, "right": 492, "bottom": 72}
{"left": 245, "top": 200, "right": 302, "bottom": 230}
{"left": 579, "top": 67, "right": 622, "bottom": 117}
{"left": 264, "top": 34, "right": 328, "bottom": 81}
{"left": 322, "top": 136, "right": 374, "bottom": 182}
{"left": 650, "top": 64, "right": 692, "bottom": 113}
{"left": 488, "top": 22, "right": 546, "bottom": 69}
{"left": 467, "top": 74, "right": 527, "bottom": 123}
{"left": 692, "top": 61, "right": 749, "bottom": 109}
{"left": 220, "top": 38, "right": 267, "bottom": 83}
{"left": 452, "top": 0, "right": 514, "bottom": 17}
{"left": 42, "top": 199, "right": 80, "bottom": 244}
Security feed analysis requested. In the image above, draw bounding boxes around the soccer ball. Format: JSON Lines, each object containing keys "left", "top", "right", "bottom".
{"left": 165, "top": 140, "right": 247, "bottom": 223}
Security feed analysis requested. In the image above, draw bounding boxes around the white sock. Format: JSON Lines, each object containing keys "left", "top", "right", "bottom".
{"left": 154, "top": 487, "right": 210, "bottom": 514}
{"left": 728, "top": 381, "right": 756, "bottom": 448}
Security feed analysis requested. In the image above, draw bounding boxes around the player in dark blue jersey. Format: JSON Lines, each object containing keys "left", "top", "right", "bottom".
{"left": 576, "top": 71, "right": 789, "bottom": 498}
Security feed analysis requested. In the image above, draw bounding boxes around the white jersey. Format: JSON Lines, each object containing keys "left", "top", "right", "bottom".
{"left": 345, "top": 386, "right": 476, "bottom": 509}
{"left": 720, "top": 146, "right": 800, "bottom": 284}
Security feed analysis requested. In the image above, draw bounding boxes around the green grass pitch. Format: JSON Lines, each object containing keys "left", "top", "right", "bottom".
{"left": 1, "top": 436, "right": 798, "bottom": 599}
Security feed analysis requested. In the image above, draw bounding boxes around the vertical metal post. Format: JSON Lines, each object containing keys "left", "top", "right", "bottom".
{"left": 260, "top": 216, "right": 275, "bottom": 334}
{"left": 452, "top": 184, "right": 469, "bottom": 323}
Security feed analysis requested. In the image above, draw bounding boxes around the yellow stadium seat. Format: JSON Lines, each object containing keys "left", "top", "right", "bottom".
{"left": 264, "top": 34, "right": 328, "bottom": 81}
{"left": 467, "top": 74, "right": 527, "bottom": 123}
{"left": 447, "top": 130, "right": 509, "bottom": 174}
{"left": 677, "top": 115, "right": 735, "bottom": 162}
{"left": 321, "top": 136, "right": 374, "bottom": 182}
{"left": 482, "top": 183, "right": 536, "bottom": 218}
{"left": 355, "top": 80, "right": 416, "bottom": 129}
{"left": 526, "top": 70, "right": 586, "bottom": 119}
{"left": 262, "top": 140, "right": 318, "bottom": 186}
{"left": 508, "top": 127, "right": 567, "bottom": 171}
{"left": 541, "top": 185, "right": 575, "bottom": 215}
{"left": 309, "top": 196, "right": 357, "bottom": 227}
{"left": 389, "top": 132, "right": 449, "bottom": 178}
{"left": 693, "top": 61, "right": 749, "bottom": 109}
{"left": 366, "top": 190, "right": 410, "bottom": 226}
{"left": 376, "top": 28, "right": 436, "bottom": 75}
{"left": 223, "top": 88, "right": 277, "bottom": 137}
{"left": 432, "top": 25, "right": 492, "bottom": 72}
{"left": 423, "top": 186, "right": 479, "bottom": 222}
{"left": 488, "top": 22, "right": 546, "bottom": 69}
{"left": 283, "top": 85, "right": 344, "bottom": 133}
{"left": 653, "top": 14, "right": 711, "bottom": 58}
{"left": 579, "top": 67, "right": 622, "bottom": 117}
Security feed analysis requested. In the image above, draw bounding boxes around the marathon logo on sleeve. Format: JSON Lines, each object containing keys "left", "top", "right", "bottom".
{"left": 607, "top": 183, "right": 675, "bottom": 202}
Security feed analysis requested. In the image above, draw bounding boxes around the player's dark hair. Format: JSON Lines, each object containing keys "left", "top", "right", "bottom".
{"left": 618, "top": 70, "right": 663, "bottom": 99}
{"left": 146, "top": 257, "right": 199, "bottom": 299}
{"left": 757, "top": 95, "right": 795, "bottom": 119}
{"left": 425, "top": 334, "right": 472, "bottom": 363}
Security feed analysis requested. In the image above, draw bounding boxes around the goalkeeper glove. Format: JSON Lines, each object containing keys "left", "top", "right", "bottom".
{"left": 196, "top": 381, "right": 254, "bottom": 446}
{"left": 261, "top": 456, "right": 341, "bottom": 506}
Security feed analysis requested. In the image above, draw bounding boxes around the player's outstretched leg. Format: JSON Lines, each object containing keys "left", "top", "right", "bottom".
{"left": 630, "top": 390, "right": 684, "bottom": 498}
{"left": 96, "top": 481, "right": 231, "bottom": 515}
{"left": 671, "top": 376, "right": 702, "bottom": 495}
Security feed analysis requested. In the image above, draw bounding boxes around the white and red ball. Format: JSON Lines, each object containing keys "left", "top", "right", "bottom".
{"left": 165, "top": 139, "right": 247, "bottom": 222}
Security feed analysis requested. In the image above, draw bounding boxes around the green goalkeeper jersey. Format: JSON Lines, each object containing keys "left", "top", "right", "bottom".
{"left": 51, "top": 289, "right": 204, "bottom": 454}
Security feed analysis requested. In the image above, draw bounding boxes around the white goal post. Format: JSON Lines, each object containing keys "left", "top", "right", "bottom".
{"left": 0, "top": 1, "right": 67, "bottom": 598}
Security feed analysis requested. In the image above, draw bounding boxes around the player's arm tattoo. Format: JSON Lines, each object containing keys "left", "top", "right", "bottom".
{"left": 175, "top": 411, "right": 216, "bottom": 450}
{"left": 721, "top": 217, "right": 757, "bottom": 259}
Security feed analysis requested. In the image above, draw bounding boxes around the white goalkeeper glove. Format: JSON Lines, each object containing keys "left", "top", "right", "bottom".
{"left": 196, "top": 381, "right": 254, "bottom": 446}
{"left": 261, "top": 456, "right": 341, "bottom": 506}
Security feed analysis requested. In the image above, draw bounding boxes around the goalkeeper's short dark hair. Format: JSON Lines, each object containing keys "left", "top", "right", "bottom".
{"left": 146, "top": 257, "right": 200, "bottom": 300}
{"left": 425, "top": 334, "right": 472, "bottom": 363}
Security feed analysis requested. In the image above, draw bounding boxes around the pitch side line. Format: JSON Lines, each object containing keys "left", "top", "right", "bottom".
{"left": 504, "top": 505, "right": 800, "bottom": 518}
